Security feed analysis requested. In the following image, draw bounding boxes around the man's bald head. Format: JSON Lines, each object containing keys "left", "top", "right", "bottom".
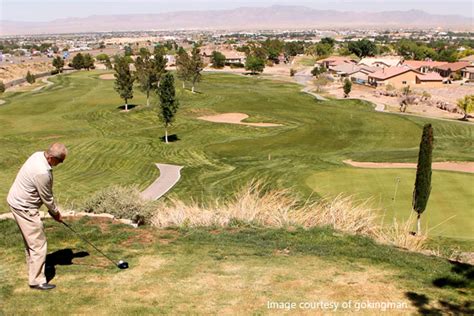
{"left": 45, "top": 143, "right": 68, "bottom": 166}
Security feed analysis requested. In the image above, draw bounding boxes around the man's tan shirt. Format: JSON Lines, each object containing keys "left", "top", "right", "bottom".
{"left": 7, "top": 151, "right": 59, "bottom": 216}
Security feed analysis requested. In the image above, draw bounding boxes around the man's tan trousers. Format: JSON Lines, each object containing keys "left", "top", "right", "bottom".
{"left": 10, "top": 206, "right": 47, "bottom": 286}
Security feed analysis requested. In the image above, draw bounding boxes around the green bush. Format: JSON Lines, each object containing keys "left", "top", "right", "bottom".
{"left": 82, "top": 185, "right": 155, "bottom": 224}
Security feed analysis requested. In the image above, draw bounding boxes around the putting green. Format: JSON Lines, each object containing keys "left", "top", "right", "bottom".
{"left": 306, "top": 168, "right": 474, "bottom": 239}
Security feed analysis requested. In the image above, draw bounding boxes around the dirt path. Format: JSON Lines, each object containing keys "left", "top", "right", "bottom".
{"left": 344, "top": 159, "right": 474, "bottom": 173}
{"left": 198, "top": 113, "right": 283, "bottom": 127}
{"left": 0, "top": 99, "right": 5, "bottom": 106}
{"left": 32, "top": 77, "right": 54, "bottom": 91}
{"left": 140, "top": 163, "right": 183, "bottom": 200}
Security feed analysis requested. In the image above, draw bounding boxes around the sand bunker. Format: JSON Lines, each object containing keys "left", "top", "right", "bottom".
{"left": 198, "top": 113, "right": 282, "bottom": 127}
{"left": 0, "top": 100, "right": 5, "bottom": 105}
{"left": 99, "top": 74, "right": 115, "bottom": 80}
{"left": 344, "top": 160, "right": 474, "bottom": 174}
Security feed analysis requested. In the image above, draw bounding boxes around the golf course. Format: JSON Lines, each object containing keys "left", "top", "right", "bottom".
{"left": 0, "top": 70, "right": 472, "bottom": 238}
{"left": 0, "top": 70, "right": 473, "bottom": 314}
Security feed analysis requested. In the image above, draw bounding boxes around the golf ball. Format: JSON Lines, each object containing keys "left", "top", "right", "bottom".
{"left": 118, "top": 260, "right": 123, "bottom": 264}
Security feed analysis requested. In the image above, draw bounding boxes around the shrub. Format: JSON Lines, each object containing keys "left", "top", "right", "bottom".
{"left": 82, "top": 185, "right": 155, "bottom": 224}
{"left": 26, "top": 71, "right": 35, "bottom": 84}
{"left": 0, "top": 81, "right": 5, "bottom": 94}
{"left": 290, "top": 69, "right": 296, "bottom": 77}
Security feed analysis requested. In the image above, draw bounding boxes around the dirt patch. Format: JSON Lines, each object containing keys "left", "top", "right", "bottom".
{"left": 121, "top": 228, "right": 157, "bottom": 246}
{"left": 344, "top": 160, "right": 474, "bottom": 174}
{"left": 99, "top": 74, "right": 115, "bottom": 80}
{"left": 198, "top": 112, "right": 282, "bottom": 127}
{"left": 0, "top": 99, "right": 5, "bottom": 105}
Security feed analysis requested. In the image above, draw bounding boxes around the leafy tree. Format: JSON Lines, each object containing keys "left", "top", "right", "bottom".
{"left": 135, "top": 48, "right": 157, "bottom": 107}
{"left": 320, "top": 37, "right": 336, "bottom": 48}
{"left": 348, "top": 39, "right": 377, "bottom": 58}
{"left": 113, "top": 55, "right": 135, "bottom": 111}
{"left": 343, "top": 78, "right": 352, "bottom": 98}
{"left": 457, "top": 94, "right": 474, "bottom": 120}
{"left": 261, "top": 39, "right": 284, "bottom": 63}
{"left": 412, "top": 124, "right": 433, "bottom": 235}
{"left": 176, "top": 47, "right": 191, "bottom": 89}
{"left": 83, "top": 53, "right": 94, "bottom": 70}
{"left": 189, "top": 46, "right": 203, "bottom": 93}
{"left": 0, "top": 81, "right": 5, "bottom": 94}
{"left": 157, "top": 72, "right": 179, "bottom": 144}
{"left": 52, "top": 56, "right": 64, "bottom": 73}
{"left": 71, "top": 53, "right": 84, "bottom": 70}
{"left": 245, "top": 55, "right": 265, "bottom": 74}
{"left": 210, "top": 51, "right": 226, "bottom": 68}
{"left": 95, "top": 53, "right": 110, "bottom": 62}
{"left": 153, "top": 46, "right": 168, "bottom": 82}
{"left": 284, "top": 41, "right": 305, "bottom": 58}
{"left": 26, "top": 70, "right": 35, "bottom": 84}
{"left": 124, "top": 46, "right": 133, "bottom": 57}
{"left": 311, "top": 66, "right": 326, "bottom": 77}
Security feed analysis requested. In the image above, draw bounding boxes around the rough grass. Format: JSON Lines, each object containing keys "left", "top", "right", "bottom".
{"left": 0, "top": 70, "right": 472, "bottom": 239}
{"left": 0, "top": 218, "right": 472, "bottom": 314}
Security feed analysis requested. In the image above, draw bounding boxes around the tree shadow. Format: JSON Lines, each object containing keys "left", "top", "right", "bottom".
{"left": 405, "top": 260, "right": 474, "bottom": 315}
{"left": 45, "top": 248, "right": 89, "bottom": 282}
{"left": 116, "top": 104, "right": 138, "bottom": 110}
{"left": 160, "top": 134, "right": 180, "bottom": 143}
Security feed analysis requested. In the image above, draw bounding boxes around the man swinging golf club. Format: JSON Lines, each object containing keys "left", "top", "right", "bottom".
{"left": 7, "top": 143, "right": 67, "bottom": 290}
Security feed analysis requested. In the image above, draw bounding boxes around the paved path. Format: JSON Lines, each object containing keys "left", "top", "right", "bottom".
{"left": 140, "top": 163, "right": 183, "bottom": 200}
{"left": 294, "top": 69, "right": 328, "bottom": 101}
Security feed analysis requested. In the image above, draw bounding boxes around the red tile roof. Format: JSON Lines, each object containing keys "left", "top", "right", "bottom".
{"left": 417, "top": 72, "right": 443, "bottom": 81}
{"left": 403, "top": 60, "right": 448, "bottom": 69}
{"left": 435, "top": 62, "right": 470, "bottom": 72}
{"left": 369, "top": 66, "right": 420, "bottom": 80}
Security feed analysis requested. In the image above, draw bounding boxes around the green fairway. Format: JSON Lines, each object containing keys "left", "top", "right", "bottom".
{"left": 0, "top": 70, "right": 472, "bottom": 238}
{"left": 306, "top": 168, "right": 474, "bottom": 239}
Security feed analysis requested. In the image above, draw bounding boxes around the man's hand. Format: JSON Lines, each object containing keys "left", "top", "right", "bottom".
{"left": 51, "top": 212, "right": 62, "bottom": 223}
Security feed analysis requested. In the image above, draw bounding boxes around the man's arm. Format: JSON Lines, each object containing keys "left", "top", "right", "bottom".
{"left": 34, "top": 173, "right": 61, "bottom": 220}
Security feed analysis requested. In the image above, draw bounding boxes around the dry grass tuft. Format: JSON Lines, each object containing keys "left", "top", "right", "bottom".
{"left": 151, "top": 181, "right": 428, "bottom": 252}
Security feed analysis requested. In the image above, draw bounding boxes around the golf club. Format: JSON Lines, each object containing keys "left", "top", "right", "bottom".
{"left": 62, "top": 221, "right": 129, "bottom": 269}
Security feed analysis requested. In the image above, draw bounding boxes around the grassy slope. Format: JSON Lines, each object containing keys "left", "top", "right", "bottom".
{"left": 0, "top": 218, "right": 472, "bottom": 314}
{"left": 0, "top": 71, "right": 472, "bottom": 238}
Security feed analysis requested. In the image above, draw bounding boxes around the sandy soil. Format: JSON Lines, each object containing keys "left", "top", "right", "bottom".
{"left": 344, "top": 159, "right": 474, "bottom": 174}
{"left": 0, "top": 62, "right": 54, "bottom": 82}
{"left": 198, "top": 112, "right": 282, "bottom": 127}
{"left": 324, "top": 83, "right": 473, "bottom": 121}
{"left": 0, "top": 99, "right": 5, "bottom": 105}
{"left": 99, "top": 73, "right": 115, "bottom": 80}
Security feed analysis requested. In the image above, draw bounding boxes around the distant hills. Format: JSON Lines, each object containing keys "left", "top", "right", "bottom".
{"left": 1, "top": 5, "right": 472, "bottom": 35}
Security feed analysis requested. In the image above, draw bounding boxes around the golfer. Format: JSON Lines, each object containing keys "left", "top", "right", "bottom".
{"left": 7, "top": 143, "right": 67, "bottom": 290}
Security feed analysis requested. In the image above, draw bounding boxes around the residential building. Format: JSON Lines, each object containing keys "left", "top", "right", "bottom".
{"left": 435, "top": 62, "right": 470, "bottom": 78}
{"left": 415, "top": 72, "right": 444, "bottom": 87}
{"left": 460, "top": 54, "right": 474, "bottom": 65}
{"left": 368, "top": 66, "right": 421, "bottom": 88}
{"left": 403, "top": 60, "right": 448, "bottom": 73}
{"left": 316, "top": 56, "right": 356, "bottom": 69}
{"left": 461, "top": 66, "right": 474, "bottom": 81}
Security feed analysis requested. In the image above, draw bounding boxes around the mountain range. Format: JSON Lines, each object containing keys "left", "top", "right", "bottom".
{"left": 1, "top": 5, "right": 472, "bottom": 35}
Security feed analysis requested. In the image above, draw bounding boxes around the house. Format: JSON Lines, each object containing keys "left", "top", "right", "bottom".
{"left": 461, "top": 67, "right": 474, "bottom": 82}
{"left": 328, "top": 63, "right": 361, "bottom": 78}
{"left": 316, "top": 56, "right": 356, "bottom": 69}
{"left": 403, "top": 60, "right": 448, "bottom": 73}
{"left": 349, "top": 66, "right": 378, "bottom": 84}
{"left": 435, "top": 62, "right": 470, "bottom": 79}
{"left": 358, "top": 56, "right": 402, "bottom": 68}
{"left": 201, "top": 48, "right": 246, "bottom": 65}
{"left": 415, "top": 72, "right": 444, "bottom": 87}
{"left": 368, "top": 66, "right": 422, "bottom": 88}
{"left": 460, "top": 54, "right": 474, "bottom": 65}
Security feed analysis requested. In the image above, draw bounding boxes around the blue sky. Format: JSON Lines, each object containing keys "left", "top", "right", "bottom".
{"left": 1, "top": 0, "right": 473, "bottom": 21}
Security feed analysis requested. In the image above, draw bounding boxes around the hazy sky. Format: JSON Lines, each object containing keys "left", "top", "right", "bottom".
{"left": 1, "top": 0, "right": 473, "bottom": 21}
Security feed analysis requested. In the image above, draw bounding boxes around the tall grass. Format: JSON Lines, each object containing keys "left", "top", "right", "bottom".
{"left": 151, "top": 181, "right": 427, "bottom": 252}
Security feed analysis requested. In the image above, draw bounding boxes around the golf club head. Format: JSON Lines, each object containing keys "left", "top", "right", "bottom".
{"left": 117, "top": 260, "right": 129, "bottom": 269}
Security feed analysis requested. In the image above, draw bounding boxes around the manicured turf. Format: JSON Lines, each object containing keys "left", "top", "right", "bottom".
{"left": 0, "top": 70, "right": 472, "bottom": 238}
{"left": 307, "top": 168, "right": 474, "bottom": 239}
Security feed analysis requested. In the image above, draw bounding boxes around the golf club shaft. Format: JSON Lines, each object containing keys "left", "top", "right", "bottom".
{"left": 62, "top": 221, "right": 117, "bottom": 266}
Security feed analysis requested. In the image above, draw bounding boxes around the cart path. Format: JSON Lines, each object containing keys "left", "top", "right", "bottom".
{"left": 343, "top": 159, "right": 474, "bottom": 174}
{"left": 140, "top": 163, "right": 184, "bottom": 200}
{"left": 32, "top": 77, "right": 54, "bottom": 91}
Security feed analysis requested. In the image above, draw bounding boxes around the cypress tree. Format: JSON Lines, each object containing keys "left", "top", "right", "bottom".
{"left": 412, "top": 124, "right": 433, "bottom": 235}
{"left": 157, "top": 72, "right": 179, "bottom": 144}
{"left": 26, "top": 71, "right": 36, "bottom": 84}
